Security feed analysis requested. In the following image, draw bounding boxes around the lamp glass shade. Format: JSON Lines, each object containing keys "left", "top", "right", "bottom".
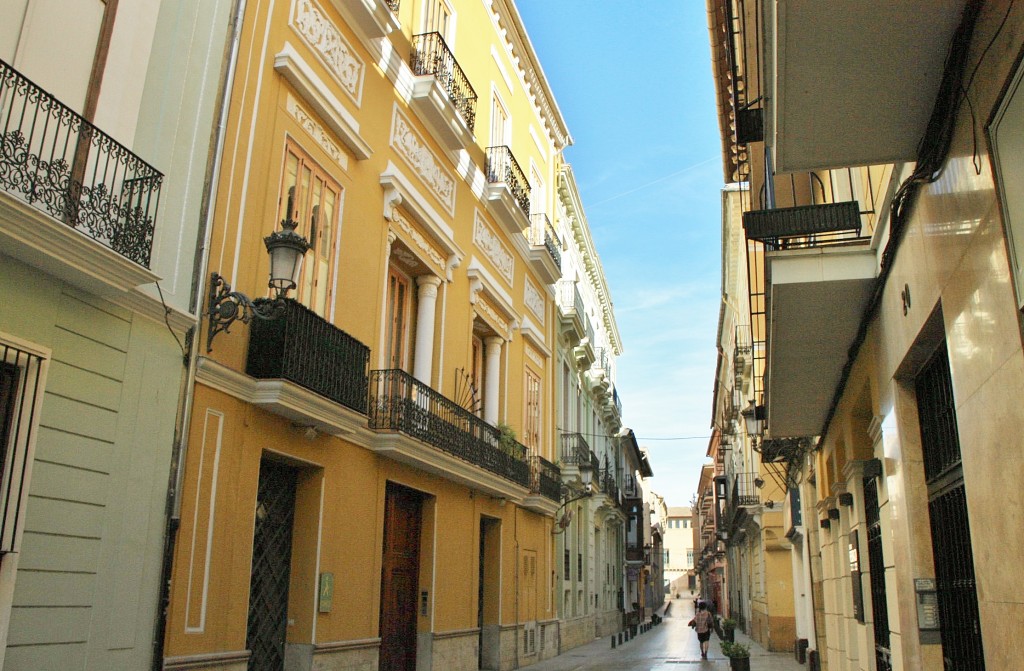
{"left": 742, "top": 401, "right": 765, "bottom": 436}
{"left": 264, "top": 220, "right": 311, "bottom": 298}
{"left": 579, "top": 461, "right": 594, "bottom": 488}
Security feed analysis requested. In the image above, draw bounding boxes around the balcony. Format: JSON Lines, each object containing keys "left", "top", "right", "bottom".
{"left": 724, "top": 472, "right": 761, "bottom": 533}
{"left": 485, "top": 146, "right": 530, "bottom": 234}
{"left": 245, "top": 299, "right": 370, "bottom": 432}
{"left": 556, "top": 280, "right": 586, "bottom": 344}
{"left": 766, "top": 0, "right": 967, "bottom": 172}
{"left": 369, "top": 369, "right": 531, "bottom": 492}
{"left": 409, "top": 32, "right": 476, "bottom": 151}
{"left": 559, "top": 431, "right": 593, "bottom": 468}
{"left": 744, "top": 199, "right": 877, "bottom": 437}
{"left": 327, "top": 0, "right": 399, "bottom": 41}
{"left": 573, "top": 313, "right": 596, "bottom": 368}
{"left": 526, "top": 213, "right": 561, "bottom": 283}
{"left": 529, "top": 455, "right": 561, "bottom": 502}
{"left": 598, "top": 468, "right": 619, "bottom": 504}
{"left": 0, "top": 58, "right": 163, "bottom": 295}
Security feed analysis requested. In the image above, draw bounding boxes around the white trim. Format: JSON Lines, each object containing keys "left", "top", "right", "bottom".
{"left": 380, "top": 161, "right": 464, "bottom": 262}
{"left": 490, "top": 45, "right": 513, "bottom": 94}
{"left": 312, "top": 472, "right": 325, "bottom": 640}
{"left": 184, "top": 409, "right": 224, "bottom": 634}
{"left": 274, "top": 42, "right": 373, "bottom": 160}
{"left": 466, "top": 257, "right": 517, "bottom": 319}
{"left": 518, "top": 316, "right": 550, "bottom": 357}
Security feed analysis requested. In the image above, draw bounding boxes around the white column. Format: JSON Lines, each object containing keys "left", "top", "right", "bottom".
{"left": 484, "top": 335, "right": 503, "bottom": 424}
{"left": 413, "top": 275, "right": 442, "bottom": 383}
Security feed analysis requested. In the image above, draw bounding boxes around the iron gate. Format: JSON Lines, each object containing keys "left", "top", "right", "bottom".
{"left": 916, "top": 341, "right": 985, "bottom": 670}
{"left": 247, "top": 459, "right": 298, "bottom": 671}
{"left": 864, "top": 476, "right": 891, "bottom": 671}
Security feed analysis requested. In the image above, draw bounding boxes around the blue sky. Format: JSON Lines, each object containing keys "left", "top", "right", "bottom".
{"left": 517, "top": 1, "right": 723, "bottom": 507}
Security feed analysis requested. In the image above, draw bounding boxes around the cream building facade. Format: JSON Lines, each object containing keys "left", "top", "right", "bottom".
{"left": 663, "top": 506, "right": 695, "bottom": 597}
{"left": 0, "top": 1, "right": 232, "bottom": 668}
{"left": 708, "top": 1, "right": 1024, "bottom": 669}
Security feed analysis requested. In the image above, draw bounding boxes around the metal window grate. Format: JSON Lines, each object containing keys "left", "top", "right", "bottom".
{"left": 916, "top": 341, "right": 985, "bottom": 670}
{"left": 0, "top": 344, "right": 44, "bottom": 554}
{"left": 864, "top": 476, "right": 891, "bottom": 671}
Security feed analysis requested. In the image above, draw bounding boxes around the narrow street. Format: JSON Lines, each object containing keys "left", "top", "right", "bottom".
{"left": 520, "top": 598, "right": 805, "bottom": 671}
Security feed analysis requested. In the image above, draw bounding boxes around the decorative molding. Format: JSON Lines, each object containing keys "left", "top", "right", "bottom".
{"left": 164, "top": 650, "right": 250, "bottom": 670}
{"left": 291, "top": 0, "right": 364, "bottom": 105}
{"left": 315, "top": 637, "right": 382, "bottom": 652}
{"left": 390, "top": 105, "right": 455, "bottom": 215}
{"left": 389, "top": 214, "right": 446, "bottom": 277}
{"left": 473, "top": 211, "right": 514, "bottom": 286}
{"left": 286, "top": 95, "right": 349, "bottom": 170}
{"left": 523, "top": 279, "right": 544, "bottom": 323}
{"left": 379, "top": 162, "right": 462, "bottom": 263}
{"left": 476, "top": 296, "right": 512, "bottom": 340}
{"left": 274, "top": 43, "right": 372, "bottom": 159}
{"left": 525, "top": 345, "right": 543, "bottom": 367}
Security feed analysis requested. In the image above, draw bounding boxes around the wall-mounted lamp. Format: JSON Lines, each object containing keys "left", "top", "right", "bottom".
{"left": 206, "top": 216, "right": 310, "bottom": 352}
{"left": 741, "top": 400, "right": 766, "bottom": 438}
{"left": 754, "top": 477, "right": 765, "bottom": 489}
{"left": 552, "top": 457, "right": 595, "bottom": 534}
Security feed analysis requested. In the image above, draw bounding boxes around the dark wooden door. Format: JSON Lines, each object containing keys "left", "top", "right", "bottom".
{"left": 247, "top": 459, "right": 297, "bottom": 671}
{"left": 379, "top": 483, "right": 422, "bottom": 671}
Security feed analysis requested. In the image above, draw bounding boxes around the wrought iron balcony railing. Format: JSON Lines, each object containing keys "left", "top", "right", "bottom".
{"left": 0, "top": 58, "right": 162, "bottom": 268}
{"left": 410, "top": 32, "right": 477, "bottom": 132}
{"left": 529, "top": 213, "right": 561, "bottom": 269}
{"left": 246, "top": 299, "right": 370, "bottom": 414}
{"left": 369, "top": 368, "right": 530, "bottom": 487}
{"left": 530, "top": 455, "right": 561, "bottom": 502}
{"left": 485, "top": 146, "right": 530, "bottom": 217}
{"left": 744, "top": 200, "right": 863, "bottom": 251}
{"left": 599, "top": 468, "right": 619, "bottom": 503}
{"left": 557, "top": 280, "right": 585, "bottom": 320}
{"left": 595, "top": 347, "right": 612, "bottom": 380}
{"left": 622, "top": 474, "right": 640, "bottom": 499}
{"left": 612, "top": 386, "right": 622, "bottom": 416}
{"left": 384, "top": 0, "right": 399, "bottom": 12}
{"left": 584, "top": 313, "right": 595, "bottom": 347}
{"left": 559, "top": 432, "right": 592, "bottom": 467}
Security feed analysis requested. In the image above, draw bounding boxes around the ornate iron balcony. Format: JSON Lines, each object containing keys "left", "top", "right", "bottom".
{"left": 369, "top": 368, "right": 530, "bottom": 487}
{"left": 600, "top": 468, "right": 619, "bottom": 503}
{"left": 410, "top": 32, "right": 477, "bottom": 132}
{"left": 0, "top": 58, "right": 162, "bottom": 268}
{"left": 384, "top": 0, "right": 399, "bottom": 12}
{"left": 246, "top": 299, "right": 370, "bottom": 414}
{"left": 530, "top": 455, "right": 561, "bottom": 502}
{"left": 529, "top": 213, "right": 561, "bottom": 269}
{"left": 559, "top": 432, "right": 592, "bottom": 467}
{"left": 556, "top": 280, "right": 585, "bottom": 323}
{"left": 485, "top": 146, "right": 530, "bottom": 216}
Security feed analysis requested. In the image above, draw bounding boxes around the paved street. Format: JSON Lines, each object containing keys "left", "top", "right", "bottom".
{"left": 520, "top": 598, "right": 806, "bottom": 671}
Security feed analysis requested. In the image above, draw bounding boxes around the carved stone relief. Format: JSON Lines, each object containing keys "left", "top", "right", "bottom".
{"left": 390, "top": 106, "right": 456, "bottom": 215}
{"left": 292, "top": 0, "right": 364, "bottom": 103}
{"left": 472, "top": 211, "right": 514, "bottom": 286}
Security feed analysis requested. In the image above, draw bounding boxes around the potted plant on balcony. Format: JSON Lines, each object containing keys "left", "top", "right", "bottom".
{"left": 720, "top": 617, "right": 736, "bottom": 642}
{"left": 720, "top": 641, "right": 750, "bottom": 671}
{"left": 496, "top": 422, "right": 518, "bottom": 456}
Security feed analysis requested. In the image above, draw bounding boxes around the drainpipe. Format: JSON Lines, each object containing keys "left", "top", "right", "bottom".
{"left": 151, "top": 1, "right": 247, "bottom": 668}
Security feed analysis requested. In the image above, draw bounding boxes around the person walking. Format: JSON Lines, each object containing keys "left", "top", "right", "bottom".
{"left": 688, "top": 601, "right": 714, "bottom": 659}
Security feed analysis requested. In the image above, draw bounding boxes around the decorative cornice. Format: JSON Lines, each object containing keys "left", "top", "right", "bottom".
{"left": 286, "top": 94, "right": 348, "bottom": 170}
{"left": 291, "top": 0, "right": 364, "bottom": 105}
{"left": 390, "top": 105, "right": 455, "bottom": 215}
{"left": 389, "top": 214, "right": 446, "bottom": 278}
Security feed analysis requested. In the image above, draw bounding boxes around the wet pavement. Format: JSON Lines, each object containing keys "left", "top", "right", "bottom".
{"left": 519, "top": 597, "right": 806, "bottom": 671}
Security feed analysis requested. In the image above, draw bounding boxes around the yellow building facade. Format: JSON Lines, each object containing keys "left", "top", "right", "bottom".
{"left": 161, "top": 1, "right": 576, "bottom": 670}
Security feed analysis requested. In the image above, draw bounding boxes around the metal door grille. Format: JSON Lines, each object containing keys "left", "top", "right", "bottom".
{"left": 247, "top": 460, "right": 297, "bottom": 671}
{"left": 864, "top": 476, "right": 891, "bottom": 671}
{"left": 916, "top": 342, "right": 985, "bottom": 670}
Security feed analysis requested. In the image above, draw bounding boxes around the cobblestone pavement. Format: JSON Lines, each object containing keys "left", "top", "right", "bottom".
{"left": 518, "top": 597, "right": 807, "bottom": 671}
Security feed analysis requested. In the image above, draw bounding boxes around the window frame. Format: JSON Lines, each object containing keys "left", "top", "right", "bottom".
{"left": 277, "top": 139, "right": 343, "bottom": 317}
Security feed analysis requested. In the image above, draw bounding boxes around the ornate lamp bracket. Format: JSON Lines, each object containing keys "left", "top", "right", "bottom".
{"left": 206, "top": 273, "right": 286, "bottom": 352}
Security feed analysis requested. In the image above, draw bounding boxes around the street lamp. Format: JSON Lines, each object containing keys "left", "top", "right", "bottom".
{"left": 552, "top": 456, "right": 595, "bottom": 534}
{"left": 206, "top": 215, "right": 311, "bottom": 352}
{"left": 741, "top": 400, "right": 765, "bottom": 438}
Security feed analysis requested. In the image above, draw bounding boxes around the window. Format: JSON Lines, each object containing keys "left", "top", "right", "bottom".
{"left": 424, "top": 0, "right": 453, "bottom": 43}
{"left": 992, "top": 59, "right": 1024, "bottom": 308}
{"left": 687, "top": 550, "right": 694, "bottom": 567}
{"left": 0, "top": 341, "right": 47, "bottom": 554}
{"left": 524, "top": 368, "right": 541, "bottom": 451}
{"left": 490, "top": 94, "right": 508, "bottom": 149}
{"left": 278, "top": 141, "right": 341, "bottom": 316}
{"left": 385, "top": 267, "right": 412, "bottom": 371}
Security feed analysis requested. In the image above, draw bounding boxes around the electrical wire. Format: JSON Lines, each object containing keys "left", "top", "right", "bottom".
{"left": 155, "top": 280, "right": 187, "bottom": 362}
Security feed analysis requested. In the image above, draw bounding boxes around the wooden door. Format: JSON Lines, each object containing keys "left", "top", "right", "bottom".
{"left": 379, "top": 483, "right": 423, "bottom": 671}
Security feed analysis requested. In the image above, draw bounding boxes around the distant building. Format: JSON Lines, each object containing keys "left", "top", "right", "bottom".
{"left": 663, "top": 506, "right": 696, "bottom": 597}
